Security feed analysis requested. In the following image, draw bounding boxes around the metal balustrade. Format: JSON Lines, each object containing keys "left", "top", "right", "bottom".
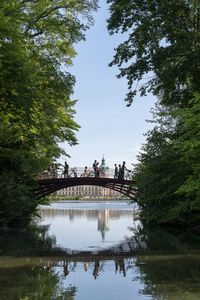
{"left": 39, "top": 167, "right": 133, "bottom": 180}
{"left": 36, "top": 166, "right": 137, "bottom": 200}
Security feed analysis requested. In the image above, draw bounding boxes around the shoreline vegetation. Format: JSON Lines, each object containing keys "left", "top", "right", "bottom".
{"left": 48, "top": 195, "right": 130, "bottom": 202}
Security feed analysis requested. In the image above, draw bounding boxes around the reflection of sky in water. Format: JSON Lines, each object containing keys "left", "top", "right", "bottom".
{"left": 38, "top": 201, "right": 138, "bottom": 251}
{"left": 55, "top": 260, "right": 149, "bottom": 300}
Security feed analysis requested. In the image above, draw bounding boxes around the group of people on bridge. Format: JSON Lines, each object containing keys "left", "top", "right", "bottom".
{"left": 62, "top": 160, "right": 130, "bottom": 180}
{"left": 40, "top": 160, "right": 131, "bottom": 180}
{"left": 114, "top": 161, "right": 129, "bottom": 180}
{"left": 91, "top": 160, "right": 130, "bottom": 180}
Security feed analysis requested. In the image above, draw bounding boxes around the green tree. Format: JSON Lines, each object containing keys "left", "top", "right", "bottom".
{"left": 0, "top": 0, "right": 98, "bottom": 228}
{"left": 107, "top": 0, "right": 200, "bottom": 228}
{"left": 0, "top": 264, "right": 77, "bottom": 300}
{"left": 107, "top": 0, "right": 200, "bottom": 106}
{"left": 173, "top": 94, "right": 200, "bottom": 217}
{"left": 134, "top": 105, "right": 193, "bottom": 226}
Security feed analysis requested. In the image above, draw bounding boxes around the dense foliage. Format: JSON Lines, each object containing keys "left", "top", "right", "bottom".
{"left": 107, "top": 0, "right": 200, "bottom": 228}
{"left": 107, "top": 0, "right": 200, "bottom": 107}
{"left": 134, "top": 105, "right": 197, "bottom": 226}
{"left": 0, "top": 0, "right": 97, "bottom": 229}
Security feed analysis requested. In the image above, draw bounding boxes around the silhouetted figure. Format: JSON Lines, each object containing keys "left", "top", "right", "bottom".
{"left": 115, "top": 260, "right": 119, "bottom": 273}
{"left": 118, "top": 164, "right": 122, "bottom": 179}
{"left": 63, "top": 262, "right": 69, "bottom": 277}
{"left": 96, "top": 162, "right": 100, "bottom": 178}
{"left": 114, "top": 163, "right": 118, "bottom": 179}
{"left": 119, "top": 259, "right": 126, "bottom": 277}
{"left": 93, "top": 160, "right": 97, "bottom": 176}
{"left": 93, "top": 261, "right": 100, "bottom": 279}
{"left": 115, "top": 259, "right": 126, "bottom": 277}
{"left": 63, "top": 161, "right": 69, "bottom": 178}
{"left": 121, "top": 161, "right": 128, "bottom": 180}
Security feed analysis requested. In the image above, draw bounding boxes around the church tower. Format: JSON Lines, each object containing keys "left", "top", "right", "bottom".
{"left": 100, "top": 155, "right": 109, "bottom": 178}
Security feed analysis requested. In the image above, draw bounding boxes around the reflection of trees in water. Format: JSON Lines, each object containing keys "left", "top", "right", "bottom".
{"left": 2, "top": 224, "right": 200, "bottom": 299}
{"left": 128, "top": 224, "right": 200, "bottom": 254}
{"left": 0, "top": 225, "right": 64, "bottom": 257}
{"left": 135, "top": 256, "right": 200, "bottom": 299}
{"left": 125, "top": 224, "right": 200, "bottom": 299}
{"left": 2, "top": 222, "right": 200, "bottom": 257}
{"left": 0, "top": 264, "right": 77, "bottom": 300}
{"left": 2, "top": 255, "right": 200, "bottom": 299}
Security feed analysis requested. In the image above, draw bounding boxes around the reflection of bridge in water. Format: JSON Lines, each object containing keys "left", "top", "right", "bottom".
{"left": 42, "top": 257, "right": 133, "bottom": 279}
{"left": 20, "top": 230, "right": 141, "bottom": 279}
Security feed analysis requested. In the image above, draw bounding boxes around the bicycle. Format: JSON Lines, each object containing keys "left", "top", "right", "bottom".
{"left": 88, "top": 169, "right": 106, "bottom": 178}
{"left": 88, "top": 170, "right": 95, "bottom": 177}
{"left": 124, "top": 169, "right": 134, "bottom": 180}
{"left": 68, "top": 167, "right": 78, "bottom": 177}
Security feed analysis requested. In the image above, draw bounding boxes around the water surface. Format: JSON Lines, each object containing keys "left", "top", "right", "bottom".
{"left": 38, "top": 201, "right": 137, "bottom": 251}
{"left": 1, "top": 200, "right": 200, "bottom": 300}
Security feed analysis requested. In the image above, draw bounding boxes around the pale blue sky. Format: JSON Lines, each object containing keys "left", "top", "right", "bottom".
{"left": 60, "top": 0, "right": 156, "bottom": 169}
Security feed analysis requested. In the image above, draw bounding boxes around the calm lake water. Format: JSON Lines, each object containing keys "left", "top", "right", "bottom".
{"left": 1, "top": 200, "right": 200, "bottom": 300}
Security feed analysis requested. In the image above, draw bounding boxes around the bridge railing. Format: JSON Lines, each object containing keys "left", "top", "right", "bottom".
{"left": 38, "top": 167, "right": 134, "bottom": 180}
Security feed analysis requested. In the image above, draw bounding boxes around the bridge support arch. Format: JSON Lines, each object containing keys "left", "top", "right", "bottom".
{"left": 35, "top": 177, "right": 137, "bottom": 201}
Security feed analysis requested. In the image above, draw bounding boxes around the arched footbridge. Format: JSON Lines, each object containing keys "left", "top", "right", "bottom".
{"left": 35, "top": 177, "right": 137, "bottom": 200}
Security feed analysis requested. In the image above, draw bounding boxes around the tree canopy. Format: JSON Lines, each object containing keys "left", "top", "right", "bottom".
{"left": 0, "top": 0, "right": 98, "bottom": 228}
{"left": 107, "top": 0, "right": 200, "bottom": 106}
{"left": 107, "top": 0, "right": 200, "bottom": 228}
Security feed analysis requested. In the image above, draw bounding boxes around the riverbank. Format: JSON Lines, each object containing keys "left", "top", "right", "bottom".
{"left": 49, "top": 195, "right": 130, "bottom": 202}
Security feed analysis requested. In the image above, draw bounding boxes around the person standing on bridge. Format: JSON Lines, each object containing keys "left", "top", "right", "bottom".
{"left": 118, "top": 164, "right": 122, "bottom": 179}
{"left": 96, "top": 162, "right": 100, "bottom": 178}
{"left": 93, "top": 160, "right": 97, "bottom": 176}
{"left": 114, "top": 164, "right": 118, "bottom": 179}
{"left": 63, "top": 161, "right": 69, "bottom": 178}
{"left": 121, "top": 161, "right": 129, "bottom": 180}
{"left": 84, "top": 166, "right": 88, "bottom": 177}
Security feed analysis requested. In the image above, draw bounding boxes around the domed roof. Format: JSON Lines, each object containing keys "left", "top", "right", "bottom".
{"left": 100, "top": 155, "right": 109, "bottom": 170}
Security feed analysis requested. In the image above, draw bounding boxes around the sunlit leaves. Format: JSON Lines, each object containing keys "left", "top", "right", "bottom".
{"left": 173, "top": 94, "right": 200, "bottom": 203}
{"left": 0, "top": 0, "right": 97, "bottom": 228}
{"left": 107, "top": 0, "right": 200, "bottom": 106}
{"left": 107, "top": 0, "right": 200, "bottom": 228}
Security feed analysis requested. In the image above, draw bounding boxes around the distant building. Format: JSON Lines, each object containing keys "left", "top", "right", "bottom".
{"left": 57, "top": 156, "right": 123, "bottom": 199}
{"left": 56, "top": 184, "right": 122, "bottom": 198}
{"left": 100, "top": 155, "right": 109, "bottom": 177}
